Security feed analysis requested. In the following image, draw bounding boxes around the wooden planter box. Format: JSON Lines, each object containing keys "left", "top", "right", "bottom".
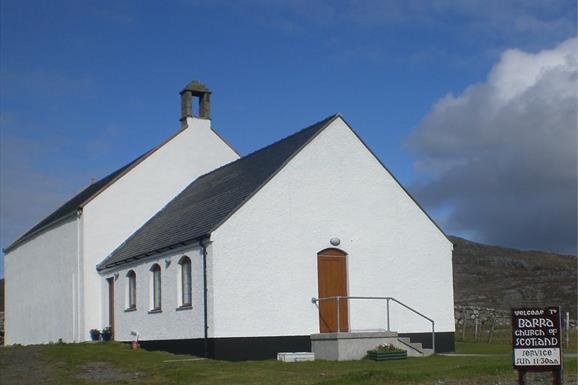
{"left": 367, "top": 350, "right": 407, "bottom": 361}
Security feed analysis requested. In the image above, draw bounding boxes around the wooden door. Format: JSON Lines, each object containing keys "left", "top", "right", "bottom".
{"left": 317, "top": 249, "right": 348, "bottom": 333}
{"left": 107, "top": 277, "right": 115, "bottom": 340}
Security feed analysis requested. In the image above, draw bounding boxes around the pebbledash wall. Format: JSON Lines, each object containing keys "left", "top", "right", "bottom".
{"left": 4, "top": 217, "right": 78, "bottom": 344}
{"left": 104, "top": 117, "right": 454, "bottom": 358}
{"left": 102, "top": 244, "right": 206, "bottom": 342}
{"left": 3, "top": 117, "right": 238, "bottom": 345}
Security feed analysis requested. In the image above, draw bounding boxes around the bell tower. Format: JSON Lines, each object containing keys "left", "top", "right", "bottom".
{"left": 180, "top": 80, "right": 211, "bottom": 122}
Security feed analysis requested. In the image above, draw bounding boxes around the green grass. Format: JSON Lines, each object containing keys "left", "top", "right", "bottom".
{"left": 455, "top": 342, "right": 511, "bottom": 354}
{"left": 456, "top": 324, "right": 578, "bottom": 352}
{"left": 456, "top": 325, "right": 578, "bottom": 356}
{"left": 456, "top": 341, "right": 578, "bottom": 355}
{"left": 0, "top": 342, "right": 575, "bottom": 385}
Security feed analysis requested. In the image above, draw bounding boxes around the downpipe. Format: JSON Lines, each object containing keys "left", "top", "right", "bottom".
{"left": 200, "top": 237, "right": 210, "bottom": 358}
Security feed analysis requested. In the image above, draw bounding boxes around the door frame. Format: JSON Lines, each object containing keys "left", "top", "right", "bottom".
{"left": 316, "top": 248, "right": 349, "bottom": 333}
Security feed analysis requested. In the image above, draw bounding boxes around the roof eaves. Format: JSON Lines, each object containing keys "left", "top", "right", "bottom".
{"left": 96, "top": 235, "right": 208, "bottom": 272}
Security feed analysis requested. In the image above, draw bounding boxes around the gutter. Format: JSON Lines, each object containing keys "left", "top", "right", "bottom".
{"left": 96, "top": 237, "right": 205, "bottom": 272}
{"left": 74, "top": 209, "right": 82, "bottom": 341}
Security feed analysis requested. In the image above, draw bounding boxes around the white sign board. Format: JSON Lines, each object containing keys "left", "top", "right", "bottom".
{"left": 513, "top": 348, "right": 561, "bottom": 366}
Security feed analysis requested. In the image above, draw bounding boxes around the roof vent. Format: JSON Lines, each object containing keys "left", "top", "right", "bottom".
{"left": 180, "top": 80, "right": 211, "bottom": 121}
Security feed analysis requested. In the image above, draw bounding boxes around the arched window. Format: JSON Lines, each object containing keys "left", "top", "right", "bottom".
{"left": 150, "top": 264, "right": 162, "bottom": 310}
{"left": 179, "top": 256, "right": 192, "bottom": 307}
{"left": 126, "top": 270, "right": 136, "bottom": 310}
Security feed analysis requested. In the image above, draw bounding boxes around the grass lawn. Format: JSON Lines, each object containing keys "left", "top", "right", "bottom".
{"left": 456, "top": 341, "right": 578, "bottom": 355}
{"left": 0, "top": 342, "right": 576, "bottom": 385}
{"left": 455, "top": 342, "right": 511, "bottom": 354}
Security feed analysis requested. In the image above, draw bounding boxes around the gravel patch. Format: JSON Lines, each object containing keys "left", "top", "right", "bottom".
{"left": 0, "top": 345, "right": 51, "bottom": 385}
{"left": 74, "top": 361, "right": 141, "bottom": 383}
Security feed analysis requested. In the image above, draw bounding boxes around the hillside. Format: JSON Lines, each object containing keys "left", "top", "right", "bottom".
{"left": 451, "top": 236, "right": 577, "bottom": 319}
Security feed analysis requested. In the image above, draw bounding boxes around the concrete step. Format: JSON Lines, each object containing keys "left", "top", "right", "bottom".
{"left": 422, "top": 348, "right": 435, "bottom": 356}
{"left": 395, "top": 337, "right": 434, "bottom": 357}
{"left": 310, "top": 331, "right": 435, "bottom": 360}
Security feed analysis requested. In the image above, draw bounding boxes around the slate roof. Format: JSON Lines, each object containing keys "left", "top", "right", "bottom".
{"left": 4, "top": 151, "right": 152, "bottom": 252}
{"left": 97, "top": 114, "right": 339, "bottom": 270}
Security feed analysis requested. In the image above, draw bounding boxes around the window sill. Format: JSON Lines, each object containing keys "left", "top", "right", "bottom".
{"left": 148, "top": 308, "right": 162, "bottom": 314}
{"left": 124, "top": 307, "right": 137, "bottom": 313}
{"left": 176, "top": 305, "right": 193, "bottom": 311}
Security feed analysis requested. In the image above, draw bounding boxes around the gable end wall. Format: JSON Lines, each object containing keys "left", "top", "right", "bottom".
{"left": 211, "top": 118, "right": 454, "bottom": 338}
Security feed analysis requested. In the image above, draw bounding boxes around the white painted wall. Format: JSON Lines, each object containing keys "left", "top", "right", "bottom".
{"left": 81, "top": 117, "right": 238, "bottom": 340}
{"left": 4, "top": 217, "right": 79, "bottom": 344}
{"left": 105, "top": 245, "right": 206, "bottom": 341}
{"left": 210, "top": 117, "right": 454, "bottom": 338}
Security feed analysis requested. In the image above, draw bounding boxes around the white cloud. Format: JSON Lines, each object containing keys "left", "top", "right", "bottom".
{"left": 408, "top": 38, "right": 577, "bottom": 254}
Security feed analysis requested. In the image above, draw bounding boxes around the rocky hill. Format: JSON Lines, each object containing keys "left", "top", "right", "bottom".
{"left": 451, "top": 236, "right": 577, "bottom": 319}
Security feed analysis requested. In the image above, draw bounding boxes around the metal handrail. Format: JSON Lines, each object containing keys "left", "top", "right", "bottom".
{"left": 311, "top": 295, "right": 436, "bottom": 353}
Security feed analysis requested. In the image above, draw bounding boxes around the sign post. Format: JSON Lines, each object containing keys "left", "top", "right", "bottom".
{"left": 512, "top": 307, "right": 563, "bottom": 385}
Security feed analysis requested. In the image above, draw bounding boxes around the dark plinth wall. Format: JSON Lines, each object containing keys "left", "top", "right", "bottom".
{"left": 399, "top": 331, "right": 455, "bottom": 352}
{"left": 139, "top": 335, "right": 311, "bottom": 361}
{"left": 137, "top": 332, "right": 454, "bottom": 361}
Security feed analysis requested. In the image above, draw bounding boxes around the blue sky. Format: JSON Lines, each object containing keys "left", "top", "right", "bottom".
{"left": 1, "top": 1, "right": 576, "bottom": 277}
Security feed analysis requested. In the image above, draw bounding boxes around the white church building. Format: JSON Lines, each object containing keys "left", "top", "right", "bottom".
{"left": 4, "top": 81, "right": 455, "bottom": 360}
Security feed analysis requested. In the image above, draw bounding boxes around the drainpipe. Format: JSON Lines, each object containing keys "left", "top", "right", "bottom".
{"left": 76, "top": 208, "right": 83, "bottom": 342}
{"left": 200, "top": 237, "right": 210, "bottom": 358}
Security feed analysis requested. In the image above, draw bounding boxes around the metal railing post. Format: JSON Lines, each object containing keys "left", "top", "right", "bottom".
{"left": 336, "top": 296, "right": 341, "bottom": 332}
{"left": 312, "top": 295, "right": 434, "bottom": 347}
{"left": 386, "top": 298, "right": 390, "bottom": 332}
